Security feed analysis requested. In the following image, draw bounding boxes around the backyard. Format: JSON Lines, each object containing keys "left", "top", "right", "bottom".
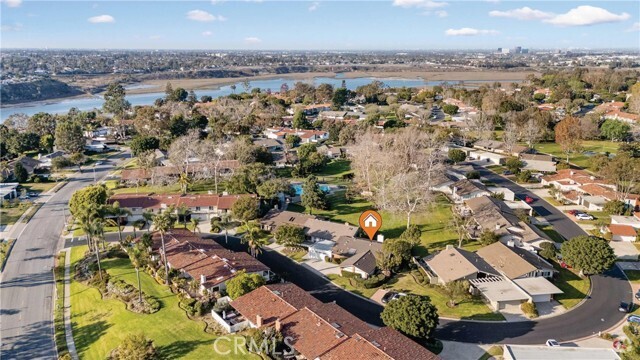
{"left": 533, "top": 140, "right": 620, "bottom": 169}
{"left": 68, "top": 246, "right": 254, "bottom": 360}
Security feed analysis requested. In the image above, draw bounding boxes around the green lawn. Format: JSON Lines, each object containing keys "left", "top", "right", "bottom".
{"left": 386, "top": 273, "right": 504, "bottom": 321}
{"left": 19, "top": 181, "right": 59, "bottom": 194}
{"left": 315, "top": 159, "right": 352, "bottom": 179}
{"left": 533, "top": 141, "right": 620, "bottom": 169}
{"left": 543, "top": 196, "right": 563, "bottom": 207}
{"left": 0, "top": 239, "right": 16, "bottom": 271}
{"left": 54, "top": 252, "right": 69, "bottom": 357}
{"left": 327, "top": 274, "right": 380, "bottom": 298}
{"left": 625, "top": 270, "right": 640, "bottom": 283}
{"left": 289, "top": 193, "right": 474, "bottom": 257}
{"left": 553, "top": 263, "right": 591, "bottom": 309}
{"left": 283, "top": 248, "right": 307, "bottom": 263}
{"left": 536, "top": 225, "right": 566, "bottom": 243}
{"left": 0, "top": 202, "right": 31, "bottom": 225}
{"left": 69, "top": 246, "right": 254, "bottom": 360}
{"left": 478, "top": 345, "right": 504, "bottom": 360}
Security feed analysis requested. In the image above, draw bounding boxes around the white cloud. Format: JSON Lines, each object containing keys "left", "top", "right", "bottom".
{"left": 211, "top": 0, "right": 224, "bottom": 4}
{"left": 489, "top": 7, "right": 553, "bottom": 20}
{"left": 393, "top": 0, "right": 447, "bottom": 9}
{"left": 202, "top": 31, "right": 213, "bottom": 36}
{"left": 485, "top": 0, "right": 500, "bottom": 3}
{"left": 88, "top": 15, "right": 115, "bottom": 23}
{"left": 149, "top": 35, "right": 162, "bottom": 40}
{"left": 1, "top": 0, "right": 22, "bottom": 8}
{"left": 445, "top": 28, "right": 499, "bottom": 36}
{"left": 544, "top": 5, "right": 630, "bottom": 27}
{"left": 186, "top": 10, "right": 226, "bottom": 22}
{"left": 244, "top": 36, "right": 261, "bottom": 44}
{"left": 435, "top": 10, "right": 447, "bottom": 17}
{"left": 1, "top": 22, "right": 22, "bottom": 31}
{"left": 627, "top": 22, "right": 640, "bottom": 32}
{"left": 309, "top": 1, "right": 319, "bottom": 12}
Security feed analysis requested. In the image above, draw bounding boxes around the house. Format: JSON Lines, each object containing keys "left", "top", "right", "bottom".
{"left": 153, "top": 149, "right": 168, "bottom": 166}
{"left": 316, "top": 144, "right": 341, "bottom": 159}
{"left": 476, "top": 242, "right": 556, "bottom": 280}
{"left": 608, "top": 224, "right": 638, "bottom": 242}
{"left": 264, "top": 127, "right": 329, "bottom": 144}
{"left": 502, "top": 345, "right": 620, "bottom": 360}
{"left": 8, "top": 156, "right": 41, "bottom": 176}
{"left": 541, "top": 169, "right": 613, "bottom": 192}
{"left": 0, "top": 183, "right": 19, "bottom": 200}
{"left": 85, "top": 139, "right": 109, "bottom": 152}
{"left": 120, "top": 160, "right": 240, "bottom": 184}
{"left": 468, "top": 149, "right": 507, "bottom": 165}
{"left": 303, "top": 103, "right": 332, "bottom": 116}
{"left": 318, "top": 111, "right": 347, "bottom": 120}
{"left": 144, "top": 229, "right": 272, "bottom": 294}
{"left": 108, "top": 193, "right": 254, "bottom": 221}
{"left": 610, "top": 215, "right": 640, "bottom": 230}
{"left": 84, "top": 126, "right": 114, "bottom": 140}
{"left": 37, "top": 151, "right": 65, "bottom": 169}
{"left": 473, "top": 140, "right": 529, "bottom": 157}
{"left": 519, "top": 154, "right": 556, "bottom": 172}
{"left": 225, "top": 283, "right": 440, "bottom": 360}
{"left": 252, "top": 138, "right": 284, "bottom": 152}
{"left": 333, "top": 236, "right": 383, "bottom": 279}
{"left": 260, "top": 209, "right": 357, "bottom": 244}
{"left": 424, "top": 245, "right": 498, "bottom": 285}
{"left": 450, "top": 179, "right": 490, "bottom": 203}
{"left": 465, "top": 196, "right": 551, "bottom": 248}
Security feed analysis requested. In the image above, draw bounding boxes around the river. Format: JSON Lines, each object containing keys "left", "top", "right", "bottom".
{"left": 0, "top": 76, "right": 507, "bottom": 121}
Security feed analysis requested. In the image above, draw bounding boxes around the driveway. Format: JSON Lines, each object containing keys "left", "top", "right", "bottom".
{"left": 301, "top": 258, "right": 342, "bottom": 276}
{"left": 610, "top": 241, "right": 639, "bottom": 260}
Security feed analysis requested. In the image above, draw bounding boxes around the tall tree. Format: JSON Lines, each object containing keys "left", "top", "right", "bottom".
{"left": 241, "top": 222, "right": 269, "bottom": 258}
{"left": 301, "top": 175, "right": 327, "bottom": 215}
{"left": 604, "top": 152, "right": 640, "bottom": 202}
{"left": 225, "top": 270, "right": 265, "bottom": 299}
{"left": 381, "top": 295, "right": 439, "bottom": 340}
{"left": 273, "top": 224, "right": 305, "bottom": 249}
{"left": 103, "top": 83, "right": 131, "bottom": 118}
{"left": 54, "top": 120, "right": 85, "bottom": 154}
{"left": 153, "top": 209, "right": 175, "bottom": 285}
{"left": 555, "top": 116, "right": 582, "bottom": 163}
{"left": 561, "top": 236, "right": 616, "bottom": 275}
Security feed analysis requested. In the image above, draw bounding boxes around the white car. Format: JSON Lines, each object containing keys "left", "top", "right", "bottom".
{"left": 546, "top": 339, "right": 560, "bottom": 347}
{"left": 575, "top": 213, "right": 594, "bottom": 220}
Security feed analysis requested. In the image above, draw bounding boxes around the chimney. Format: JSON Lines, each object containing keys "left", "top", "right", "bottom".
{"left": 570, "top": 171, "right": 574, "bottom": 176}
{"left": 507, "top": 240, "right": 515, "bottom": 247}
{"left": 275, "top": 318, "right": 282, "bottom": 332}
{"left": 446, "top": 244, "right": 454, "bottom": 250}
{"left": 590, "top": 176, "right": 595, "bottom": 180}
{"left": 256, "top": 315, "right": 263, "bottom": 327}
{"left": 377, "top": 234, "right": 384, "bottom": 243}
{"left": 495, "top": 224, "right": 501, "bottom": 230}
{"left": 200, "top": 274, "right": 206, "bottom": 285}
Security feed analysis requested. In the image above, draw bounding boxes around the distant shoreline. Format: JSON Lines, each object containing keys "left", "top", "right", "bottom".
{"left": 1, "top": 70, "right": 535, "bottom": 108}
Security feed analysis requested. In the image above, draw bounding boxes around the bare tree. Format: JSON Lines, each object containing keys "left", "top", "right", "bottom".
{"left": 522, "top": 117, "right": 545, "bottom": 149}
{"left": 469, "top": 112, "right": 494, "bottom": 140}
{"left": 502, "top": 120, "right": 520, "bottom": 154}
{"left": 168, "top": 130, "right": 201, "bottom": 177}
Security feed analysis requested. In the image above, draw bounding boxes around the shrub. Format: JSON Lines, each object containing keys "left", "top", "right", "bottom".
{"left": 360, "top": 274, "right": 388, "bottom": 289}
{"left": 340, "top": 270, "right": 363, "bottom": 279}
{"left": 465, "top": 171, "right": 480, "bottom": 179}
{"left": 521, "top": 301, "right": 538, "bottom": 318}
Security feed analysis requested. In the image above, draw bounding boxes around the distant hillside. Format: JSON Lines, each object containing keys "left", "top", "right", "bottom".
{"left": 1, "top": 78, "right": 84, "bottom": 105}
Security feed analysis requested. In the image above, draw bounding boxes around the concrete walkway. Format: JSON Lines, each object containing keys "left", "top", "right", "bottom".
{"left": 62, "top": 248, "right": 79, "bottom": 360}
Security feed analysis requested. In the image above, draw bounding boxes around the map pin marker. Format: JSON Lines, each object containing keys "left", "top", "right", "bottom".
{"left": 359, "top": 210, "right": 382, "bottom": 241}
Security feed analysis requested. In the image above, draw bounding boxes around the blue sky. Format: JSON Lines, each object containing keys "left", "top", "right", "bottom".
{"left": 1, "top": 1, "right": 639, "bottom": 50}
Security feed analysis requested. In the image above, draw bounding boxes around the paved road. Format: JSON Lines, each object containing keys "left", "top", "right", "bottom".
{"left": 0, "top": 153, "right": 130, "bottom": 359}
{"left": 207, "top": 167, "right": 632, "bottom": 345}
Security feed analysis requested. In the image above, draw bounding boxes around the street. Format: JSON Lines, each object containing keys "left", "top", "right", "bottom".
{"left": 0, "top": 152, "right": 130, "bottom": 359}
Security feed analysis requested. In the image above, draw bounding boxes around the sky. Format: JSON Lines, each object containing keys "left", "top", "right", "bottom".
{"left": 1, "top": 0, "right": 639, "bottom": 50}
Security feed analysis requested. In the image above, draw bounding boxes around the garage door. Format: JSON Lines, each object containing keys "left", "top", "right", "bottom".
{"left": 531, "top": 294, "right": 551, "bottom": 303}
{"left": 498, "top": 300, "right": 522, "bottom": 310}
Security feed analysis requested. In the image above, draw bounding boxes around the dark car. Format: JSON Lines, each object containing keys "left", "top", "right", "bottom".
{"left": 381, "top": 292, "right": 398, "bottom": 304}
{"left": 502, "top": 170, "right": 512, "bottom": 175}
{"left": 635, "top": 290, "right": 640, "bottom": 301}
{"left": 620, "top": 301, "right": 633, "bottom": 313}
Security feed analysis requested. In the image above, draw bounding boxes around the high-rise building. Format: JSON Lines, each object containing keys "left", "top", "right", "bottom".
{"left": 514, "top": 46, "right": 522, "bottom": 54}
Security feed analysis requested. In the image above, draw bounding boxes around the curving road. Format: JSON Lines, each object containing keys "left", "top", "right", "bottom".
{"left": 0, "top": 152, "right": 130, "bottom": 360}
{"left": 212, "top": 165, "right": 632, "bottom": 344}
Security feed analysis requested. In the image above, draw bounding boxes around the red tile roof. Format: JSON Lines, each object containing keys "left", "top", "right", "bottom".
{"left": 542, "top": 169, "right": 611, "bottom": 187}
{"left": 231, "top": 286, "right": 298, "bottom": 325}
{"left": 320, "top": 334, "right": 392, "bottom": 360}
{"left": 280, "top": 307, "right": 349, "bottom": 360}
{"left": 609, "top": 224, "right": 638, "bottom": 237}
{"left": 362, "top": 327, "right": 440, "bottom": 360}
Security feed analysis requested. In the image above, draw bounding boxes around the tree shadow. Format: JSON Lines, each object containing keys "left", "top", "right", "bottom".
{"left": 156, "top": 339, "right": 212, "bottom": 359}
{"left": 72, "top": 319, "right": 111, "bottom": 355}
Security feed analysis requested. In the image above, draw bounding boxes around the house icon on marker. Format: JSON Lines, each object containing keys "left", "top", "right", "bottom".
{"left": 363, "top": 214, "right": 378, "bottom": 228}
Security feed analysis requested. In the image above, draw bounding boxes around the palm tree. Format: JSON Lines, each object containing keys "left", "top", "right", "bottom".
{"left": 86, "top": 217, "right": 105, "bottom": 281}
{"left": 211, "top": 214, "right": 233, "bottom": 244}
{"left": 153, "top": 210, "right": 174, "bottom": 285}
{"left": 241, "top": 222, "right": 269, "bottom": 258}
{"left": 190, "top": 217, "right": 201, "bottom": 234}
{"left": 105, "top": 201, "right": 132, "bottom": 248}
{"left": 142, "top": 211, "right": 154, "bottom": 233}
{"left": 129, "top": 246, "right": 146, "bottom": 304}
{"left": 177, "top": 173, "right": 191, "bottom": 195}
{"left": 177, "top": 205, "right": 191, "bottom": 229}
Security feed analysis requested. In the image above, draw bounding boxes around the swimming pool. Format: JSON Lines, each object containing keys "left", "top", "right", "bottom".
{"left": 291, "top": 183, "right": 332, "bottom": 196}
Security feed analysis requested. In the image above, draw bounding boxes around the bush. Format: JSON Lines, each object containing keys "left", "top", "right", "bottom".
{"left": 521, "top": 301, "right": 538, "bottom": 318}
{"left": 340, "top": 270, "right": 363, "bottom": 279}
{"left": 465, "top": 171, "right": 480, "bottom": 179}
{"left": 360, "top": 274, "right": 388, "bottom": 289}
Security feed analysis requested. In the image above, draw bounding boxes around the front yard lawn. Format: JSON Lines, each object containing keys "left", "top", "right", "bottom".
{"left": 283, "top": 248, "right": 307, "bottom": 263}
{"left": 19, "top": 181, "right": 59, "bottom": 194}
{"left": 386, "top": 273, "right": 504, "bottom": 321}
{"left": 69, "top": 246, "right": 253, "bottom": 360}
{"left": 625, "top": 270, "right": 640, "bottom": 283}
{"left": 0, "top": 202, "right": 31, "bottom": 226}
{"left": 536, "top": 225, "right": 566, "bottom": 243}
{"left": 553, "top": 263, "right": 591, "bottom": 309}
{"left": 327, "top": 274, "right": 380, "bottom": 298}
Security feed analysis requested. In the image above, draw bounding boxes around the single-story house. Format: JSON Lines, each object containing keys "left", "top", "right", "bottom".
{"left": 473, "top": 140, "right": 529, "bottom": 157}
{"left": 487, "top": 186, "right": 516, "bottom": 201}
{"left": 37, "top": 151, "right": 65, "bottom": 169}
{"left": 424, "top": 245, "right": 498, "bottom": 285}
{"left": 580, "top": 195, "right": 607, "bottom": 212}
{"left": 541, "top": 169, "right": 614, "bottom": 192}
{"left": 0, "top": 183, "right": 19, "bottom": 200}
{"left": 502, "top": 345, "right": 620, "bottom": 360}
{"left": 468, "top": 150, "right": 506, "bottom": 165}
{"left": 450, "top": 179, "right": 490, "bottom": 203}
{"left": 476, "top": 242, "right": 556, "bottom": 280}
{"left": 316, "top": 145, "right": 341, "bottom": 159}
{"left": 85, "top": 139, "right": 109, "bottom": 152}
{"left": 611, "top": 215, "right": 640, "bottom": 230}
{"left": 519, "top": 153, "right": 556, "bottom": 173}
{"left": 8, "top": 156, "right": 41, "bottom": 176}
{"left": 108, "top": 193, "right": 254, "bottom": 221}
{"left": 120, "top": 160, "right": 240, "bottom": 184}
{"left": 252, "top": 138, "right": 284, "bottom": 152}
{"left": 608, "top": 224, "right": 638, "bottom": 242}
{"left": 333, "top": 235, "right": 383, "bottom": 278}
{"left": 512, "top": 277, "right": 563, "bottom": 303}
{"left": 469, "top": 277, "right": 529, "bottom": 310}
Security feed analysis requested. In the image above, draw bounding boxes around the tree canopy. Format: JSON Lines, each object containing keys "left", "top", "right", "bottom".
{"left": 54, "top": 120, "right": 85, "bottom": 154}
{"left": 274, "top": 224, "right": 305, "bottom": 248}
{"left": 225, "top": 270, "right": 265, "bottom": 299}
{"left": 69, "top": 185, "right": 108, "bottom": 217}
{"left": 231, "top": 196, "right": 258, "bottom": 223}
{"left": 380, "top": 294, "right": 439, "bottom": 340}
{"left": 560, "top": 236, "right": 616, "bottom": 275}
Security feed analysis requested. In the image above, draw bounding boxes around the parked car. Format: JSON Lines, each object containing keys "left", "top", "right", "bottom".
{"left": 635, "top": 290, "right": 640, "bottom": 301}
{"left": 381, "top": 291, "right": 406, "bottom": 304}
{"left": 568, "top": 210, "right": 579, "bottom": 216}
{"left": 95, "top": 161, "right": 103, "bottom": 166}
{"left": 619, "top": 301, "right": 633, "bottom": 313}
{"left": 502, "top": 170, "right": 512, "bottom": 175}
{"left": 560, "top": 261, "right": 571, "bottom": 269}
{"left": 27, "top": 192, "right": 38, "bottom": 197}
{"left": 546, "top": 339, "right": 560, "bottom": 347}
{"left": 576, "top": 213, "right": 594, "bottom": 221}
{"left": 628, "top": 315, "right": 640, "bottom": 324}
{"left": 524, "top": 196, "right": 535, "bottom": 204}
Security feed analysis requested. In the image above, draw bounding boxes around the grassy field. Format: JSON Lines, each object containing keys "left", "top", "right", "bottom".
{"left": 69, "top": 246, "right": 254, "bottom": 360}
{"left": 0, "top": 239, "right": 16, "bottom": 271}
{"left": 19, "top": 181, "right": 59, "bottom": 194}
{"left": 387, "top": 273, "right": 504, "bottom": 321}
{"left": 533, "top": 141, "right": 620, "bottom": 169}
{"left": 553, "top": 263, "right": 591, "bottom": 309}
{"left": 0, "top": 202, "right": 31, "bottom": 226}
{"left": 625, "top": 270, "right": 640, "bottom": 283}
{"left": 283, "top": 248, "right": 307, "bottom": 263}
{"left": 289, "top": 193, "right": 477, "bottom": 257}
{"left": 536, "top": 225, "right": 566, "bottom": 243}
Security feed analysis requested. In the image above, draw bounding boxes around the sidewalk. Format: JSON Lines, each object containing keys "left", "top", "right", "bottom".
{"left": 62, "top": 248, "right": 79, "bottom": 360}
